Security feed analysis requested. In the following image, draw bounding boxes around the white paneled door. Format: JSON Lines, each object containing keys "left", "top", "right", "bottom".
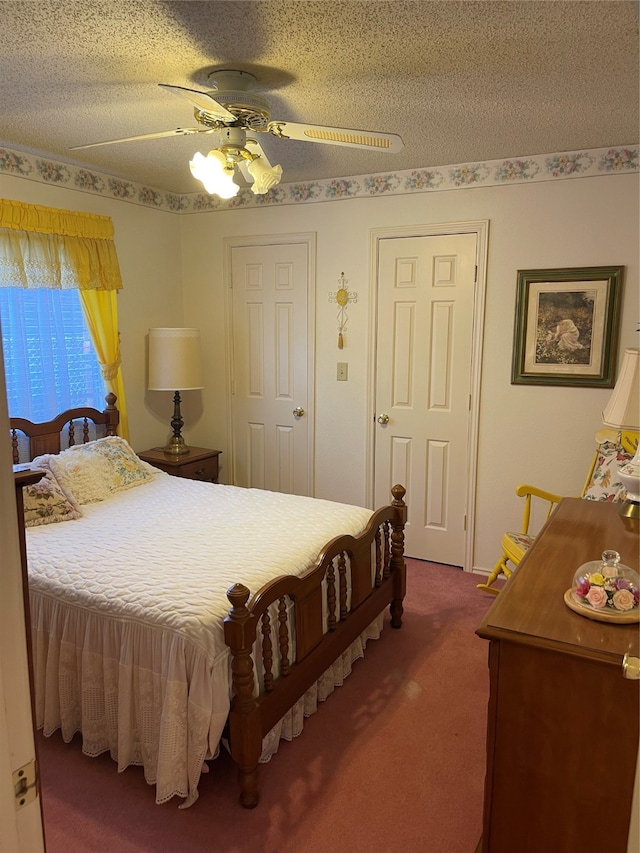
{"left": 230, "top": 239, "right": 312, "bottom": 495}
{"left": 374, "top": 233, "right": 477, "bottom": 565}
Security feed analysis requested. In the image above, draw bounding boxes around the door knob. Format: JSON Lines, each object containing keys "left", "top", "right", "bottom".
{"left": 293, "top": 406, "right": 305, "bottom": 418}
{"left": 377, "top": 413, "right": 390, "bottom": 425}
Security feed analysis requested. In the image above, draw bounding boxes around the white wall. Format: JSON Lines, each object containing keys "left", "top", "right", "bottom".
{"left": 2, "top": 168, "right": 638, "bottom": 572}
{"left": 179, "top": 172, "right": 639, "bottom": 571}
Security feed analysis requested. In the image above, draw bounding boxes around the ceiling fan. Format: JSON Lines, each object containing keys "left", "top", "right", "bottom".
{"left": 70, "top": 70, "right": 404, "bottom": 197}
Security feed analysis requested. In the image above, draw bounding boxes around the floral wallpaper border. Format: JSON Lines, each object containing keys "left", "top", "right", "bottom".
{"left": 1, "top": 144, "right": 637, "bottom": 214}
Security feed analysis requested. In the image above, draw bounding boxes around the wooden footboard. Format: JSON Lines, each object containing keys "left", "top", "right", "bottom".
{"left": 224, "top": 484, "right": 407, "bottom": 807}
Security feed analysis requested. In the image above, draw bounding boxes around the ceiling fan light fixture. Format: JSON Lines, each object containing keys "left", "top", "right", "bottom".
{"left": 247, "top": 155, "right": 283, "bottom": 195}
{"left": 72, "top": 72, "right": 404, "bottom": 184}
{"left": 189, "top": 149, "right": 239, "bottom": 199}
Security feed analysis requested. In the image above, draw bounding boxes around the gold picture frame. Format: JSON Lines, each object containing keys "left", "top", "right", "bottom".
{"left": 511, "top": 266, "right": 624, "bottom": 387}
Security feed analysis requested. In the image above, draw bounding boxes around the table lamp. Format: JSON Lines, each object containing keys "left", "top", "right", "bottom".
{"left": 602, "top": 347, "right": 640, "bottom": 518}
{"left": 148, "top": 328, "right": 204, "bottom": 456}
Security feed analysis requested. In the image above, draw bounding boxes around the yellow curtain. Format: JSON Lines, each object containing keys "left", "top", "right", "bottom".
{"left": 0, "top": 199, "right": 129, "bottom": 438}
{"left": 79, "top": 289, "right": 129, "bottom": 440}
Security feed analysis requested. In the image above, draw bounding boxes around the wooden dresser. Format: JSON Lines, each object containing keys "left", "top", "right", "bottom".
{"left": 476, "top": 498, "right": 639, "bottom": 853}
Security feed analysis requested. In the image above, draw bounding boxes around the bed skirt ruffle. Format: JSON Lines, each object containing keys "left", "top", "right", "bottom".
{"left": 31, "top": 590, "right": 383, "bottom": 807}
{"left": 258, "top": 611, "right": 383, "bottom": 760}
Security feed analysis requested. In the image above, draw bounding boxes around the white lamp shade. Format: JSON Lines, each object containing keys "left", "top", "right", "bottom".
{"left": 247, "top": 156, "right": 283, "bottom": 194}
{"left": 602, "top": 347, "right": 640, "bottom": 430}
{"left": 148, "top": 328, "right": 204, "bottom": 391}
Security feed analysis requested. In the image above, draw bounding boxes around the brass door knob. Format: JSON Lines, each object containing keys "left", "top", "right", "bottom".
{"left": 293, "top": 406, "right": 305, "bottom": 418}
{"left": 377, "top": 413, "right": 390, "bottom": 425}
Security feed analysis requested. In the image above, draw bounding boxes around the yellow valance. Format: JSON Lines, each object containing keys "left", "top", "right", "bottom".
{"left": 0, "top": 199, "right": 116, "bottom": 239}
{"left": 0, "top": 199, "right": 123, "bottom": 291}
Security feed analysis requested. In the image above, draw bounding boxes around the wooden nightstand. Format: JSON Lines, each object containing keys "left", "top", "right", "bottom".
{"left": 137, "top": 447, "right": 221, "bottom": 483}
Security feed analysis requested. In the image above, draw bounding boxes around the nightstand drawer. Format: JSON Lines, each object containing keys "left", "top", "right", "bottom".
{"left": 174, "top": 455, "right": 218, "bottom": 482}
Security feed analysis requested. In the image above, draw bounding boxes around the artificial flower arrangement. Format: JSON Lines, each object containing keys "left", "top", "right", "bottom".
{"left": 574, "top": 570, "right": 639, "bottom": 612}
{"left": 571, "top": 551, "right": 640, "bottom": 614}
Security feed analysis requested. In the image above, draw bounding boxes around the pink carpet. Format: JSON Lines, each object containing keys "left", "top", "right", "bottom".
{"left": 38, "top": 560, "right": 494, "bottom": 852}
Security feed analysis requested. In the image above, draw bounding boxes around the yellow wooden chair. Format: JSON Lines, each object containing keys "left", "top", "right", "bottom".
{"left": 477, "top": 429, "right": 638, "bottom": 595}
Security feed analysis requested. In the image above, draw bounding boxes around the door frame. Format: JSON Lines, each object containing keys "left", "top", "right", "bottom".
{"left": 223, "top": 232, "right": 317, "bottom": 493}
{"left": 0, "top": 355, "right": 45, "bottom": 850}
{"left": 367, "top": 220, "right": 489, "bottom": 572}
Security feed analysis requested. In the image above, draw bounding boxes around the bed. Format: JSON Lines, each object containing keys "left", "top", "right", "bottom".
{"left": 11, "top": 395, "right": 407, "bottom": 808}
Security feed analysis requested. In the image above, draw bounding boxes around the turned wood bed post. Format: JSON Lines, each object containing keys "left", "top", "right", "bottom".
{"left": 390, "top": 484, "right": 407, "bottom": 629}
{"left": 224, "top": 583, "right": 262, "bottom": 808}
{"left": 103, "top": 392, "right": 119, "bottom": 435}
{"left": 223, "top": 484, "right": 407, "bottom": 808}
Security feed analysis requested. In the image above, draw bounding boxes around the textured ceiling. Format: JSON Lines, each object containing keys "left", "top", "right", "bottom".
{"left": 0, "top": 0, "right": 638, "bottom": 195}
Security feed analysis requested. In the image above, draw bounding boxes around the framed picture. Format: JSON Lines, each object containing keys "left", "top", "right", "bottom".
{"left": 511, "top": 266, "right": 624, "bottom": 387}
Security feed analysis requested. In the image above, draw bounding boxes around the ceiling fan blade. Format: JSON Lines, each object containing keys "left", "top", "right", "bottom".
{"left": 159, "top": 83, "right": 236, "bottom": 122}
{"left": 267, "top": 120, "right": 403, "bottom": 153}
{"left": 70, "top": 127, "right": 214, "bottom": 150}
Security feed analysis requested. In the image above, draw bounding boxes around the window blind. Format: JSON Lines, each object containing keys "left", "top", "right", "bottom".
{"left": 1, "top": 287, "right": 105, "bottom": 421}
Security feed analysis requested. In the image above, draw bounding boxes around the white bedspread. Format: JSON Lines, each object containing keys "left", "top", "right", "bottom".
{"left": 26, "top": 474, "right": 376, "bottom": 805}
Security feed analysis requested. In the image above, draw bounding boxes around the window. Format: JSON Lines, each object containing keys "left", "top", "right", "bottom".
{"left": 0, "top": 200, "right": 128, "bottom": 438}
{"left": 1, "top": 287, "right": 105, "bottom": 421}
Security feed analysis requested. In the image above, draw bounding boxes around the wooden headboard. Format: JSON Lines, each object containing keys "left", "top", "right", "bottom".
{"left": 10, "top": 393, "right": 119, "bottom": 463}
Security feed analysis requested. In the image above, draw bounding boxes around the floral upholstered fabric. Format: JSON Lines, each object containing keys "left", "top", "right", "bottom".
{"left": 23, "top": 470, "right": 82, "bottom": 527}
{"left": 582, "top": 441, "right": 631, "bottom": 503}
{"left": 33, "top": 437, "right": 156, "bottom": 506}
{"left": 89, "top": 436, "right": 157, "bottom": 492}
{"left": 504, "top": 532, "right": 536, "bottom": 554}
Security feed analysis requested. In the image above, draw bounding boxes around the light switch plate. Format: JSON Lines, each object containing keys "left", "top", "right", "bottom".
{"left": 337, "top": 362, "right": 348, "bottom": 381}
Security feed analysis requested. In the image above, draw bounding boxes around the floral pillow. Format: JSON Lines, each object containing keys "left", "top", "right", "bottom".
{"left": 582, "top": 441, "right": 631, "bottom": 503}
{"left": 33, "top": 437, "right": 155, "bottom": 506}
{"left": 23, "top": 470, "right": 83, "bottom": 527}
{"left": 89, "top": 436, "right": 157, "bottom": 492}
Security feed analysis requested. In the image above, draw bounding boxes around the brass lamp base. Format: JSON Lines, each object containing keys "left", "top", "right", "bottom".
{"left": 163, "top": 436, "right": 191, "bottom": 456}
{"left": 617, "top": 459, "right": 639, "bottom": 519}
{"left": 619, "top": 500, "right": 640, "bottom": 519}
{"left": 163, "top": 390, "right": 191, "bottom": 456}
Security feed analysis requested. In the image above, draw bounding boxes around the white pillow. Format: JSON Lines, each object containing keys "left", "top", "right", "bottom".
{"left": 33, "top": 436, "right": 155, "bottom": 506}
